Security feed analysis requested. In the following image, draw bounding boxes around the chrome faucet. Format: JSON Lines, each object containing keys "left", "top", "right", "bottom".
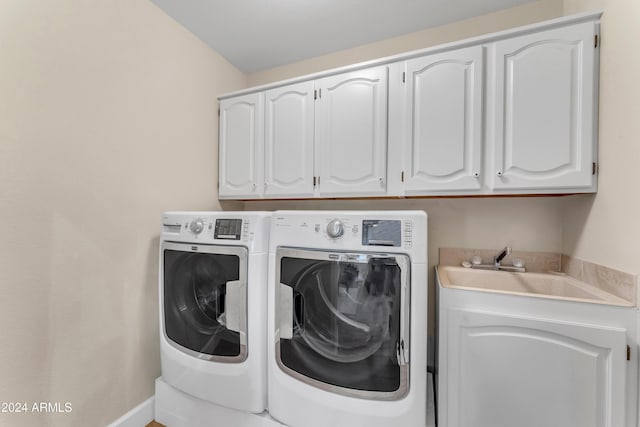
{"left": 494, "top": 246, "right": 512, "bottom": 268}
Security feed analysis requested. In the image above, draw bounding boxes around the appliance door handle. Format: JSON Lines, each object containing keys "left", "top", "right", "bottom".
{"left": 224, "top": 280, "right": 246, "bottom": 334}
{"left": 278, "top": 283, "right": 293, "bottom": 340}
{"left": 399, "top": 256, "right": 411, "bottom": 366}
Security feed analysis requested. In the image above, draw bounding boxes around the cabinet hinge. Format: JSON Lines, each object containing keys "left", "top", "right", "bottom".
{"left": 627, "top": 345, "right": 631, "bottom": 361}
{"left": 402, "top": 72, "right": 406, "bottom": 83}
{"left": 401, "top": 171, "right": 404, "bottom": 182}
{"left": 592, "top": 162, "right": 598, "bottom": 175}
{"left": 317, "top": 176, "right": 320, "bottom": 185}
{"left": 594, "top": 34, "right": 599, "bottom": 48}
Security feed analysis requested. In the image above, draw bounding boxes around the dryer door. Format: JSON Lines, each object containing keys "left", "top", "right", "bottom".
{"left": 162, "top": 242, "right": 248, "bottom": 362}
{"left": 276, "top": 247, "right": 410, "bottom": 399}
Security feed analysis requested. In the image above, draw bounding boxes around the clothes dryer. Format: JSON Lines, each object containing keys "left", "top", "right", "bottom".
{"left": 267, "top": 211, "right": 428, "bottom": 427}
{"left": 159, "top": 211, "right": 270, "bottom": 413}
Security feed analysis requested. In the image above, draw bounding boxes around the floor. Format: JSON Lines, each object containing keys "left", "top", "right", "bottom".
{"left": 146, "top": 422, "right": 166, "bottom": 427}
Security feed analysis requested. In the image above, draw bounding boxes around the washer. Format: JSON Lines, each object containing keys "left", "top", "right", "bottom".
{"left": 267, "top": 210, "right": 428, "bottom": 427}
{"left": 159, "top": 211, "right": 270, "bottom": 413}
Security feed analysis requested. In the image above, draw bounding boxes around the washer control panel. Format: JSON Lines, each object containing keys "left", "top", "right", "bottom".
{"left": 189, "top": 218, "right": 204, "bottom": 235}
{"left": 326, "top": 219, "right": 345, "bottom": 238}
{"left": 214, "top": 218, "right": 243, "bottom": 240}
{"left": 362, "top": 220, "right": 401, "bottom": 247}
{"left": 274, "top": 214, "right": 414, "bottom": 249}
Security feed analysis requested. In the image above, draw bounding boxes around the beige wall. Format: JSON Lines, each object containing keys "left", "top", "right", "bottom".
{"left": 245, "top": 0, "right": 567, "bottom": 341}
{"left": 561, "top": 1, "right": 640, "bottom": 279}
{"left": 0, "top": 1, "right": 244, "bottom": 426}
{"left": 248, "top": 0, "right": 562, "bottom": 86}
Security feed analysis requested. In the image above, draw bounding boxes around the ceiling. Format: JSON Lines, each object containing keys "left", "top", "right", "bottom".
{"left": 151, "top": 0, "right": 538, "bottom": 74}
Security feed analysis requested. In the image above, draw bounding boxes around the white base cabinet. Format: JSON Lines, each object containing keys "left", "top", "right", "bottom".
{"left": 437, "top": 284, "right": 637, "bottom": 427}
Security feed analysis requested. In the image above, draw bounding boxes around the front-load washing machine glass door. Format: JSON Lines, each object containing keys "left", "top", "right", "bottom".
{"left": 275, "top": 247, "right": 410, "bottom": 399}
{"left": 162, "top": 241, "right": 248, "bottom": 362}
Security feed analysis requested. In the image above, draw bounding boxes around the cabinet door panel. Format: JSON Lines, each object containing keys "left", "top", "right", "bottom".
{"left": 316, "top": 67, "right": 388, "bottom": 196}
{"left": 218, "top": 93, "right": 263, "bottom": 198}
{"left": 491, "top": 22, "right": 596, "bottom": 190}
{"left": 265, "top": 82, "right": 315, "bottom": 197}
{"left": 404, "top": 46, "right": 483, "bottom": 193}
{"left": 445, "top": 308, "right": 626, "bottom": 427}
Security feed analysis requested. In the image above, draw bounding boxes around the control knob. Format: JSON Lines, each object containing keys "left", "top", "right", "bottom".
{"left": 189, "top": 218, "right": 204, "bottom": 235}
{"left": 326, "top": 219, "right": 344, "bottom": 238}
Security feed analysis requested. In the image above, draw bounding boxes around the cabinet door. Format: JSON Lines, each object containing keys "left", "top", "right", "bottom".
{"left": 265, "top": 82, "right": 315, "bottom": 198}
{"left": 490, "top": 22, "right": 597, "bottom": 191}
{"left": 218, "top": 93, "right": 263, "bottom": 198}
{"left": 404, "top": 46, "right": 483, "bottom": 194}
{"left": 443, "top": 308, "right": 626, "bottom": 427}
{"left": 316, "top": 66, "right": 388, "bottom": 196}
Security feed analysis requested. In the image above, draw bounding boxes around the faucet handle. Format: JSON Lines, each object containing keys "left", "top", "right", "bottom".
{"left": 494, "top": 246, "right": 512, "bottom": 265}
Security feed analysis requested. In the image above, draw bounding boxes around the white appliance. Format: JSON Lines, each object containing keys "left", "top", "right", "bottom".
{"left": 267, "top": 210, "right": 429, "bottom": 427}
{"left": 155, "top": 377, "right": 284, "bottom": 427}
{"left": 158, "top": 211, "right": 270, "bottom": 414}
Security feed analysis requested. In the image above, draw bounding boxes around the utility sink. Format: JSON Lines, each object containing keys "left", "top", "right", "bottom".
{"left": 436, "top": 265, "right": 632, "bottom": 306}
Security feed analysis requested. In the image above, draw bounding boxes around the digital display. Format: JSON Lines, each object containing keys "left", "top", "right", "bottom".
{"left": 214, "top": 219, "right": 242, "bottom": 240}
{"left": 362, "top": 220, "right": 401, "bottom": 247}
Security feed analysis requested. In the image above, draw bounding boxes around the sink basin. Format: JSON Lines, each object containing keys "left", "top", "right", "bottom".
{"left": 436, "top": 265, "right": 631, "bottom": 306}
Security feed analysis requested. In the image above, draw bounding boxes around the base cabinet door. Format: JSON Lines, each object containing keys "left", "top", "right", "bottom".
{"left": 441, "top": 308, "right": 626, "bottom": 427}
{"left": 489, "top": 21, "right": 598, "bottom": 191}
{"left": 403, "top": 46, "right": 483, "bottom": 194}
{"left": 218, "top": 93, "right": 264, "bottom": 198}
{"left": 315, "top": 66, "right": 388, "bottom": 197}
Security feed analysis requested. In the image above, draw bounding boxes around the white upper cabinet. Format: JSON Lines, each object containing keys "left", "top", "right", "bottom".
{"left": 217, "top": 13, "right": 601, "bottom": 200}
{"left": 488, "top": 21, "right": 598, "bottom": 191}
{"left": 403, "top": 46, "right": 484, "bottom": 194}
{"left": 315, "top": 66, "right": 388, "bottom": 197}
{"left": 264, "top": 81, "right": 315, "bottom": 198}
{"left": 218, "top": 93, "right": 264, "bottom": 199}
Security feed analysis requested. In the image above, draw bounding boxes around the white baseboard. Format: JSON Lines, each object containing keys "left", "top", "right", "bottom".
{"left": 107, "top": 396, "right": 155, "bottom": 427}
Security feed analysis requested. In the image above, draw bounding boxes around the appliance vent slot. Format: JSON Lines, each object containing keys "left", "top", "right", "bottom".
{"left": 163, "top": 224, "right": 182, "bottom": 233}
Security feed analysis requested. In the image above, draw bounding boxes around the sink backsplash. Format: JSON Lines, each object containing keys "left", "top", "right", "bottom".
{"left": 439, "top": 248, "right": 638, "bottom": 306}
{"left": 439, "top": 248, "right": 560, "bottom": 273}
{"left": 562, "top": 255, "right": 637, "bottom": 306}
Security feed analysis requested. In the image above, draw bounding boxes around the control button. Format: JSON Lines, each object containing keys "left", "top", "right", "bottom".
{"left": 326, "top": 219, "right": 344, "bottom": 238}
{"left": 315, "top": 224, "right": 321, "bottom": 233}
{"left": 352, "top": 225, "right": 359, "bottom": 234}
{"left": 189, "top": 218, "right": 204, "bottom": 235}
